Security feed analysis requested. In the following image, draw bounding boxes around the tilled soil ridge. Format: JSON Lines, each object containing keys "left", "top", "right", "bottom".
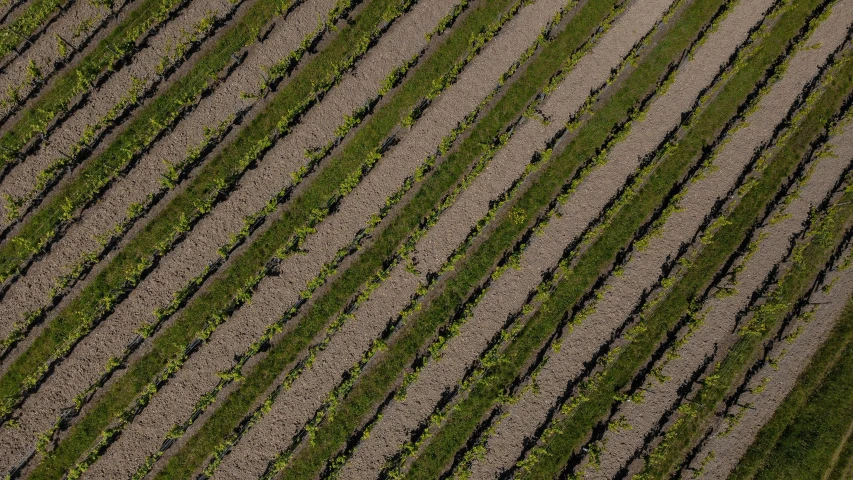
{"left": 0, "top": 0, "right": 345, "bottom": 469}
{"left": 485, "top": 5, "right": 853, "bottom": 478}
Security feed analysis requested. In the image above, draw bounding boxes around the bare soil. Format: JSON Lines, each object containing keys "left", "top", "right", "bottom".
{"left": 0, "top": 0, "right": 336, "bottom": 356}
{"left": 459, "top": 0, "right": 806, "bottom": 475}
{"left": 0, "top": 0, "right": 352, "bottom": 469}
{"left": 335, "top": 0, "right": 695, "bottom": 476}
{"left": 682, "top": 122, "right": 853, "bottom": 480}
{"left": 0, "top": 0, "right": 119, "bottom": 120}
{"left": 568, "top": 11, "right": 853, "bottom": 477}
{"left": 205, "top": 2, "right": 577, "bottom": 476}
{"left": 52, "top": 1, "right": 471, "bottom": 477}
{"left": 0, "top": 0, "right": 238, "bottom": 233}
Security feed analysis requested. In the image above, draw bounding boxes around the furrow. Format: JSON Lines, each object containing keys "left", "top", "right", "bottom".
{"left": 579, "top": 75, "right": 853, "bottom": 479}
{"left": 497, "top": 6, "right": 850, "bottom": 477}
{"left": 689, "top": 200, "right": 853, "bottom": 479}
{"left": 0, "top": 0, "right": 339, "bottom": 373}
{"left": 329, "top": 0, "right": 693, "bottom": 476}
{"left": 0, "top": 0, "right": 349, "bottom": 470}
{"left": 0, "top": 0, "right": 67, "bottom": 65}
{"left": 197, "top": 1, "right": 571, "bottom": 477}
{"left": 0, "top": 0, "right": 241, "bottom": 237}
{"left": 149, "top": 0, "right": 633, "bottom": 476}
{"left": 0, "top": 0, "right": 132, "bottom": 124}
{"left": 0, "top": 0, "right": 28, "bottom": 27}
{"left": 0, "top": 0, "right": 192, "bottom": 185}
{"left": 395, "top": 0, "right": 773, "bottom": 476}
{"left": 415, "top": 0, "right": 836, "bottom": 476}
{"left": 74, "top": 1, "right": 464, "bottom": 477}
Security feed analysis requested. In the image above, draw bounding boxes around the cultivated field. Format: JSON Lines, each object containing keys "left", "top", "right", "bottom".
{"left": 0, "top": 0, "right": 852, "bottom": 478}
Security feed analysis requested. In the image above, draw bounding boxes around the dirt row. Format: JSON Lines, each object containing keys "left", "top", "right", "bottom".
{"left": 685, "top": 119, "right": 853, "bottom": 479}
{"left": 197, "top": 1, "right": 573, "bottom": 477}
{"left": 0, "top": 0, "right": 123, "bottom": 121}
{"left": 0, "top": 0, "right": 26, "bottom": 27}
{"left": 454, "top": 0, "right": 787, "bottom": 475}
{"left": 56, "top": 1, "right": 475, "bottom": 477}
{"left": 0, "top": 0, "right": 349, "bottom": 471}
{"left": 0, "top": 0, "right": 340, "bottom": 363}
{"left": 331, "top": 0, "right": 693, "bottom": 475}
{"left": 0, "top": 0, "right": 67, "bottom": 67}
{"left": 0, "top": 0, "right": 237, "bottom": 233}
{"left": 566, "top": 10, "right": 853, "bottom": 477}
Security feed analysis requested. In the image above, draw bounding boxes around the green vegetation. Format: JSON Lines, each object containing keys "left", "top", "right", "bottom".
{"left": 632, "top": 47, "right": 853, "bottom": 480}
{"left": 0, "top": 0, "right": 185, "bottom": 176}
{"left": 730, "top": 295, "right": 853, "bottom": 480}
{"left": 0, "top": 0, "right": 64, "bottom": 60}
{"left": 0, "top": 0, "right": 312, "bottom": 422}
{"left": 400, "top": 0, "right": 839, "bottom": 477}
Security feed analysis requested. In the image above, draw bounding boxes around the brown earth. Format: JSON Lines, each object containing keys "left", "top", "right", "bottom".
{"left": 0, "top": 0, "right": 337, "bottom": 362}
{"left": 461, "top": 0, "right": 812, "bottom": 475}
{"left": 0, "top": 0, "right": 119, "bottom": 120}
{"left": 573, "top": 10, "right": 853, "bottom": 477}
{"left": 334, "top": 0, "right": 696, "bottom": 475}
{"left": 205, "top": 1, "right": 574, "bottom": 476}
{"left": 0, "top": 0, "right": 237, "bottom": 232}
{"left": 683, "top": 127, "right": 853, "bottom": 480}
{"left": 0, "top": 0, "right": 349, "bottom": 470}
{"left": 65, "top": 1, "right": 469, "bottom": 477}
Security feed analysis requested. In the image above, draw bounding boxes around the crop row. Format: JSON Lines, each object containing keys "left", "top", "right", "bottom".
{"left": 357, "top": 4, "right": 688, "bottom": 477}
{"left": 434, "top": 0, "right": 780, "bottom": 475}
{"left": 511, "top": 8, "right": 853, "bottom": 476}
{"left": 0, "top": 0, "right": 244, "bottom": 234}
{"left": 146, "top": 0, "right": 638, "bottom": 477}
{"left": 266, "top": 0, "right": 744, "bottom": 477}
{"left": 0, "top": 0, "right": 130, "bottom": 123}
{"left": 0, "top": 0, "right": 192, "bottom": 182}
{"left": 18, "top": 0, "right": 540, "bottom": 476}
{"left": 396, "top": 0, "right": 830, "bottom": 476}
{"left": 30, "top": 0, "right": 414, "bottom": 467}
{"left": 0, "top": 0, "right": 360, "bottom": 428}
{"left": 566, "top": 30, "right": 853, "bottom": 477}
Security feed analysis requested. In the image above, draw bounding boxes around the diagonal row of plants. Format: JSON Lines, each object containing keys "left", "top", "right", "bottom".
{"left": 148, "top": 0, "right": 641, "bottom": 477}
{"left": 731, "top": 286, "right": 853, "bottom": 480}
{"left": 18, "top": 0, "right": 552, "bottom": 477}
{"left": 256, "top": 0, "right": 764, "bottom": 477}
{"left": 0, "top": 0, "right": 362, "bottom": 424}
{"left": 381, "top": 0, "right": 836, "bottom": 477}
{"left": 0, "top": 0, "right": 194, "bottom": 181}
{"left": 61, "top": 0, "right": 542, "bottom": 476}
{"left": 505, "top": 5, "right": 853, "bottom": 478}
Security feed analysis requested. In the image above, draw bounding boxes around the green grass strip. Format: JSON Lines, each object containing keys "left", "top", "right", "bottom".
{"left": 730, "top": 278, "right": 853, "bottom": 479}
{"left": 519, "top": 9, "right": 852, "bottom": 480}
{"left": 275, "top": 1, "right": 735, "bottom": 479}
{"left": 638, "top": 183, "right": 853, "bottom": 479}
{"left": 0, "top": 0, "right": 272, "bottom": 283}
{"left": 0, "top": 0, "right": 63, "bottom": 59}
{"left": 0, "top": 0, "right": 291, "bottom": 412}
{"left": 0, "top": 0, "right": 184, "bottom": 176}
{"left": 400, "top": 1, "right": 827, "bottom": 478}
{"left": 152, "top": 0, "right": 584, "bottom": 475}
{"left": 735, "top": 296, "right": 853, "bottom": 480}
{"left": 22, "top": 0, "right": 418, "bottom": 478}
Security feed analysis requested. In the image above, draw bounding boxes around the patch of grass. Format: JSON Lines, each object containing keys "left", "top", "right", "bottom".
{"left": 276, "top": 0, "right": 747, "bottom": 478}
{"left": 152, "top": 0, "right": 577, "bottom": 475}
{"left": 742, "top": 299, "right": 853, "bottom": 480}
{"left": 0, "top": 0, "right": 291, "bottom": 416}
